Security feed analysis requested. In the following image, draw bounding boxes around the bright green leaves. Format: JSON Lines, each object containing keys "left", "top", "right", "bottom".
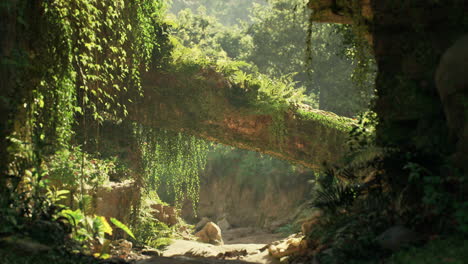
{"left": 40, "top": 0, "right": 169, "bottom": 124}
{"left": 60, "top": 209, "right": 135, "bottom": 251}
{"left": 136, "top": 127, "right": 209, "bottom": 211}
{"left": 44, "top": 146, "right": 114, "bottom": 189}
{"left": 110, "top": 217, "right": 135, "bottom": 239}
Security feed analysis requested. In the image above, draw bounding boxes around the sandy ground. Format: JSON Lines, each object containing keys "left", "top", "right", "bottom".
{"left": 135, "top": 228, "right": 287, "bottom": 264}
{"left": 161, "top": 239, "right": 278, "bottom": 263}
{"left": 223, "top": 228, "right": 285, "bottom": 245}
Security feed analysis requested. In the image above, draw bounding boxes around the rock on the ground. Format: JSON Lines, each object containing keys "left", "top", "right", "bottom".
{"left": 151, "top": 204, "right": 179, "bottom": 226}
{"left": 93, "top": 180, "right": 138, "bottom": 223}
{"left": 268, "top": 234, "right": 307, "bottom": 259}
{"left": 110, "top": 239, "right": 133, "bottom": 257}
{"left": 195, "top": 217, "right": 211, "bottom": 231}
{"left": 376, "top": 225, "right": 420, "bottom": 251}
{"left": 141, "top": 248, "right": 161, "bottom": 256}
{"left": 195, "top": 221, "right": 224, "bottom": 245}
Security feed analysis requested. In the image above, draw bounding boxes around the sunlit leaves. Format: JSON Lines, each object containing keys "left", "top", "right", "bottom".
{"left": 136, "top": 126, "right": 209, "bottom": 211}
{"left": 40, "top": 0, "right": 168, "bottom": 125}
{"left": 110, "top": 217, "right": 135, "bottom": 239}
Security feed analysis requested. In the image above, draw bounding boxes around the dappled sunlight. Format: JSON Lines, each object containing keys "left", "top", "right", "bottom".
{"left": 1, "top": 0, "right": 466, "bottom": 264}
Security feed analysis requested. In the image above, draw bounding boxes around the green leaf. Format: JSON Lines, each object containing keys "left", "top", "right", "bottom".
{"left": 56, "top": 190, "right": 70, "bottom": 196}
{"left": 110, "top": 217, "right": 135, "bottom": 239}
{"left": 98, "top": 216, "right": 113, "bottom": 235}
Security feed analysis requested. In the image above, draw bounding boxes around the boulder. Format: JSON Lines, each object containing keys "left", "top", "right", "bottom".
{"left": 268, "top": 235, "right": 307, "bottom": 259}
{"left": 194, "top": 221, "right": 224, "bottom": 245}
{"left": 435, "top": 34, "right": 468, "bottom": 171}
{"left": 376, "top": 225, "right": 420, "bottom": 251}
{"left": 92, "top": 180, "right": 139, "bottom": 224}
{"left": 151, "top": 204, "right": 164, "bottom": 218}
{"left": 164, "top": 206, "right": 178, "bottom": 226}
{"left": 109, "top": 239, "right": 133, "bottom": 257}
{"left": 150, "top": 204, "right": 179, "bottom": 226}
{"left": 195, "top": 217, "right": 211, "bottom": 231}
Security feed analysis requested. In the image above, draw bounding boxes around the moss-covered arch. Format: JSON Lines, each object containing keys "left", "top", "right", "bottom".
{"left": 127, "top": 67, "right": 354, "bottom": 169}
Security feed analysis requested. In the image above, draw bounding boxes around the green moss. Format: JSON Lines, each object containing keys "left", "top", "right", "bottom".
{"left": 296, "top": 108, "right": 354, "bottom": 132}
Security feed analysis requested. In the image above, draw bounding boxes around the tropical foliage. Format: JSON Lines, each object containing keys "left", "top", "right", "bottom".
{"left": 168, "top": 0, "right": 376, "bottom": 116}
{"left": 2, "top": 0, "right": 465, "bottom": 263}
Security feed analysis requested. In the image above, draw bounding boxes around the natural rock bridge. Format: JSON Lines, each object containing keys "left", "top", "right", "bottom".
{"left": 128, "top": 67, "right": 354, "bottom": 169}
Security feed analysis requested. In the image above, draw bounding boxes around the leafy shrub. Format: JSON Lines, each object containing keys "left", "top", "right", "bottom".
{"left": 133, "top": 193, "right": 173, "bottom": 249}
{"left": 59, "top": 209, "right": 135, "bottom": 257}
{"left": 45, "top": 147, "right": 114, "bottom": 190}
{"left": 387, "top": 235, "right": 468, "bottom": 264}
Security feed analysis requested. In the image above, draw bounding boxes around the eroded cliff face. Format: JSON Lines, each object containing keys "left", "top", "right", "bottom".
{"left": 189, "top": 173, "right": 309, "bottom": 229}
{"left": 180, "top": 149, "right": 313, "bottom": 230}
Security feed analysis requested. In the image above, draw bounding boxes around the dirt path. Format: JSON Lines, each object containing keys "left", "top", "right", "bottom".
{"left": 136, "top": 256, "right": 252, "bottom": 264}
{"left": 159, "top": 239, "right": 278, "bottom": 264}
{"left": 135, "top": 228, "right": 287, "bottom": 264}
{"left": 223, "top": 228, "right": 285, "bottom": 245}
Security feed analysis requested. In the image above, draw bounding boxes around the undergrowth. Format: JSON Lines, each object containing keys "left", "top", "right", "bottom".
{"left": 303, "top": 111, "right": 468, "bottom": 263}
{"left": 387, "top": 235, "right": 468, "bottom": 264}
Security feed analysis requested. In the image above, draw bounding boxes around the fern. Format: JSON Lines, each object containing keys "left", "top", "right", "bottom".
{"left": 313, "top": 181, "right": 358, "bottom": 213}
{"left": 312, "top": 167, "right": 360, "bottom": 213}
{"left": 345, "top": 145, "right": 385, "bottom": 168}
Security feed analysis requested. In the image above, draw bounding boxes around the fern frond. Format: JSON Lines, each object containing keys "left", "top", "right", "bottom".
{"left": 312, "top": 180, "right": 358, "bottom": 213}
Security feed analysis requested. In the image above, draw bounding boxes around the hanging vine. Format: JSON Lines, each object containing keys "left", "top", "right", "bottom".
{"left": 1, "top": 0, "right": 171, "bottom": 228}
{"left": 41, "top": 0, "right": 168, "bottom": 123}
{"left": 5, "top": 0, "right": 170, "bottom": 164}
{"left": 136, "top": 126, "right": 209, "bottom": 211}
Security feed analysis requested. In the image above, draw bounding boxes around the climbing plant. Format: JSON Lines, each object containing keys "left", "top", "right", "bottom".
{"left": 136, "top": 126, "right": 209, "bottom": 210}
{"left": 5, "top": 0, "right": 171, "bottom": 177}
{"left": 0, "top": 0, "right": 171, "bottom": 255}
{"left": 42, "top": 0, "right": 169, "bottom": 122}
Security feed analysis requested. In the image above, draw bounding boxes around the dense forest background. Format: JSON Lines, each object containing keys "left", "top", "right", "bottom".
{"left": 168, "top": 0, "right": 376, "bottom": 117}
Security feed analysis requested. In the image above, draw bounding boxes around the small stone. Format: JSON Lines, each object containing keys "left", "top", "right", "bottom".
{"left": 110, "top": 239, "right": 133, "bottom": 256}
